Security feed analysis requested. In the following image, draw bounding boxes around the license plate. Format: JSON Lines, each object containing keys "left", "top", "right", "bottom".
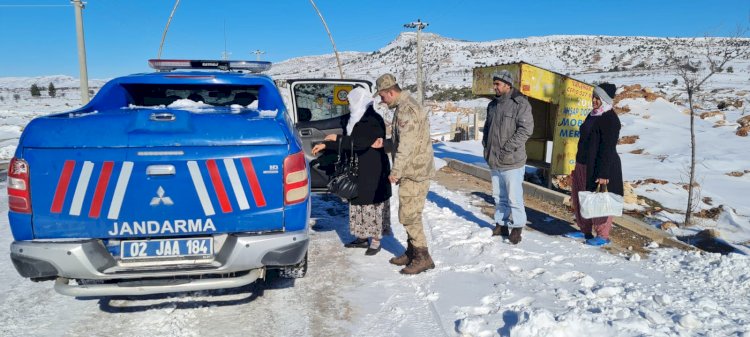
{"left": 120, "top": 237, "right": 213, "bottom": 259}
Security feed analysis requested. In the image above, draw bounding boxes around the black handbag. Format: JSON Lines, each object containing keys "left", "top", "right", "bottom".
{"left": 327, "top": 138, "right": 359, "bottom": 200}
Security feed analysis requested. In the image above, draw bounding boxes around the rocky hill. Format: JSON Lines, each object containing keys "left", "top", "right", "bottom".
{"left": 267, "top": 32, "right": 750, "bottom": 90}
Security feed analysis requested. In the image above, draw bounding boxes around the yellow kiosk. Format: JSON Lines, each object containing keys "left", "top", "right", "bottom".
{"left": 472, "top": 62, "right": 594, "bottom": 184}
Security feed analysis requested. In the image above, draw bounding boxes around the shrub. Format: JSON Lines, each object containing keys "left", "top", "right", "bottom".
{"left": 48, "top": 83, "right": 57, "bottom": 97}
{"left": 30, "top": 84, "right": 41, "bottom": 97}
{"left": 428, "top": 87, "right": 473, "bottom": 101}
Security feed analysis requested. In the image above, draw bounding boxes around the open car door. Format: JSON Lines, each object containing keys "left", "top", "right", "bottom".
{"left": 285, "top": 79, "right": 373, "bottom": 191}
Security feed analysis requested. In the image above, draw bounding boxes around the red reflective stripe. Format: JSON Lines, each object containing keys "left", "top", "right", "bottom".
{"left": 51, "top": 160, "right": 76, "bottom": 213}
{"left": 206, "top": 159, "right": 232, "bottom": 213}
{"left": 241, "top": 157, "right": 266, "bottom": 208}
{"left": 88, "top": 161, "right": 114, "bottom": 218}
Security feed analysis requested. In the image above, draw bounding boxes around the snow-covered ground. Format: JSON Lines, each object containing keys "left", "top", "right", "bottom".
{"left": 2, "top": 176, "right": 750, "bottom": 336}
{"left": 431, "top": 95, "right": 750, "bottom": 251}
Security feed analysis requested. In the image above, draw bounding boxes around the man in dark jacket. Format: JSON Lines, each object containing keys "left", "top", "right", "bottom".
{"left": 482, "top": 70, "right": 534, "bottom": 244}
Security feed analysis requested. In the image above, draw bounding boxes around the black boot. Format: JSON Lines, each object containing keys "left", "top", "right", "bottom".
{"left": 492, "top": 223, "right": 510, "bottom": 237}
{"left": 509, "top": 228, "right": 523, "bottom": 245}
{"left": 365, "top": 239, "right": 381, "bottom": 256}
{"left": 344, "top": 237, "right": 368, "bottom": 248}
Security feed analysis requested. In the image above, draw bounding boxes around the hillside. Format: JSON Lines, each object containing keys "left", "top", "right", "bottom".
{"left": 267, "top": 32, "right": 750, "bottom": 90}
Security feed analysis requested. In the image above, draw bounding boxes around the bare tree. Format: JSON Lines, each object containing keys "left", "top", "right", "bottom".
{"left": 667, "top": 28, "right": 750, "bottom": 226}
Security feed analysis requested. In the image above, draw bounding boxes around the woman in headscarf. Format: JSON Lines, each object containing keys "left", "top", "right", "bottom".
{"left": 565, "top": 83, "right": 623, "bottom": 246}
{"left": 312, "top": 87, "right": 392, "bottom": 255}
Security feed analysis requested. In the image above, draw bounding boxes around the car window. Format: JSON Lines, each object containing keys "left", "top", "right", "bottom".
{"left": 122, "top": 84, "right": 260, "bottom": 107}
{"left": 293, "top": 83, "right": 353, "bottom": 122}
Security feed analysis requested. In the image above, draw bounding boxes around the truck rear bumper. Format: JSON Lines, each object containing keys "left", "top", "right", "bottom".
{"left": 54, "top": 269, "right": 264, "bottom": 297}
{"left": 10, "top": 230, "right": 308, "bottom": 285}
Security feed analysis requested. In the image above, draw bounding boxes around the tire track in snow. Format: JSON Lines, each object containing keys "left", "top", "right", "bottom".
{"left": 0, "top": 191, "right": 359, "bottom": 337}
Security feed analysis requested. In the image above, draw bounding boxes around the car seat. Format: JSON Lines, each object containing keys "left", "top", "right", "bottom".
{"left": 234, "top": 92, "right": 257, "bottom": 106}
{"left": 298, "top": 107, "right": 312, "bottom": 122}
{"left": 188, "top": 93, "right": 205, "bottom": 103}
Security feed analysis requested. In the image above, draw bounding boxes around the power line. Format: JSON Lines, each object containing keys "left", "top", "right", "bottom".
{"left": 157, "top": 0, "right": 181, "bottom": 59}
{"left": 309, "top": 0, "right": 344, "bottom": 79}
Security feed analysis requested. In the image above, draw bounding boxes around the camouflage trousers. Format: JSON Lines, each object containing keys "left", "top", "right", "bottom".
{"left": 398, "top": 178, "right": 430, "bottom": 248}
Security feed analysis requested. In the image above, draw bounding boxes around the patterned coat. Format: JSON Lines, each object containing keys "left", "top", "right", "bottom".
{"left": 389, "top": 91, "right": 435, "bottom": 182}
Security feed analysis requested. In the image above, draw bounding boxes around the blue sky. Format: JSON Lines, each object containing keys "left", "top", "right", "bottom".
{"left": 1, "top": 0, "right": 748, "bottom": 78}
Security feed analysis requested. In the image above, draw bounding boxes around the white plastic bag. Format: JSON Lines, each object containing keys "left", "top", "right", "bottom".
{"left": 578, "top": 184, "right": 623, "bottom": 219}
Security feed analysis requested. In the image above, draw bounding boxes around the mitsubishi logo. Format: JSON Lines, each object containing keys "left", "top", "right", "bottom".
{"left": 150, "top": 186, "right": 174, "bottom": 206}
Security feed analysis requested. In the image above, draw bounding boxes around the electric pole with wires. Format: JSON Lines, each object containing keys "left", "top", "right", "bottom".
{"left": 252, "top": 50, "right": 265, "bottom": 61}
{"left": 404, "top": 19, "right": 428, "bottom": 105}
{"left": 71, "top": 0, "right": 89, "bottom": 104}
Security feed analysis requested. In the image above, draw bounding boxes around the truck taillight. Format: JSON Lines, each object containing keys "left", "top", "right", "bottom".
{"left": 8, "top": 157, "right": 31, "bottom": 214}
{"left": 283, "top": 152, "right": 308, "bottom": 205}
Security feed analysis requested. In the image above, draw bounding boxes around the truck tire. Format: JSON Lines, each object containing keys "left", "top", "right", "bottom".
{"left": 279, "top": 253, "right": 307, "bottom": 279}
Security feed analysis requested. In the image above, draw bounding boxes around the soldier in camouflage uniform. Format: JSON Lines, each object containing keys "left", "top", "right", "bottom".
{"left": 374, "top": 73, "right": 436, "bottom": 275}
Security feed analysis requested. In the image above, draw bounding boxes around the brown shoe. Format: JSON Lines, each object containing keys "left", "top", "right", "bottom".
{"left": 389, "top": 242, "right": 414, "bottom": 266}
{"left": 399, "top": 247, "right": 435, "bottom": 275}
{"left": 509, "top": 228, "right": 523, "bottom": 244}
{"left": 492, "top": 224, "right": 510, "bottom": 237}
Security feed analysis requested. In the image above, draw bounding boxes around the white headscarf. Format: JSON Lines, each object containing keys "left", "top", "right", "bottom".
{"left": 345, "top": 87, "right": 373, "bottom": 136}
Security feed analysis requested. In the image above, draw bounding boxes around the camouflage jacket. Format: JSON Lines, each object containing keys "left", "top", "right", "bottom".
{"left": 390, "top": 91, "right": 435, "bottom": 181}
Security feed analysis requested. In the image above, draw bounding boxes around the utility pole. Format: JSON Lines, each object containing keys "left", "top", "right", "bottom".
{"left": 221, "top": 20, "right": 230, "bottom": 60}
{"left": 252, "top": 49, "right": 266, "bottom": 61}
{"left": 71, "top": 0, "right": 89, "bottom": 104}
{"left": 404, "top": 19, "right": 428, "bottom": 105}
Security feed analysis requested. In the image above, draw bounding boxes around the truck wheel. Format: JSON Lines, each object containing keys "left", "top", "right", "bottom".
{"left": 279, "top": 253, "right": 307, "bottom": 279}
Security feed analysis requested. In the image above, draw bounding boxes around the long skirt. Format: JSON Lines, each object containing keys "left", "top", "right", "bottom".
{"left": 349, "top": 199, "right": 392, "bottom": 239}
{"left": 571, "top": 163, "right": 613, "bottom": 239}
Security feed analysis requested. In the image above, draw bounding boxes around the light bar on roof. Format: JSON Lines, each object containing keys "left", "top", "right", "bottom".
{"left": 148, "top": 59, "right": 272, "bottom": 73}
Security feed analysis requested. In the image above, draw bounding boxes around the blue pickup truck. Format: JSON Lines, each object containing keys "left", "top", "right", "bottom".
{"left": 7, "top": 60, "right": 370, "bottom": 296}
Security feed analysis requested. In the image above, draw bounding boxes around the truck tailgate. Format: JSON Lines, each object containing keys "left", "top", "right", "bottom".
{"left": 25, "top": 145, "right": 288, "bottom": 239}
